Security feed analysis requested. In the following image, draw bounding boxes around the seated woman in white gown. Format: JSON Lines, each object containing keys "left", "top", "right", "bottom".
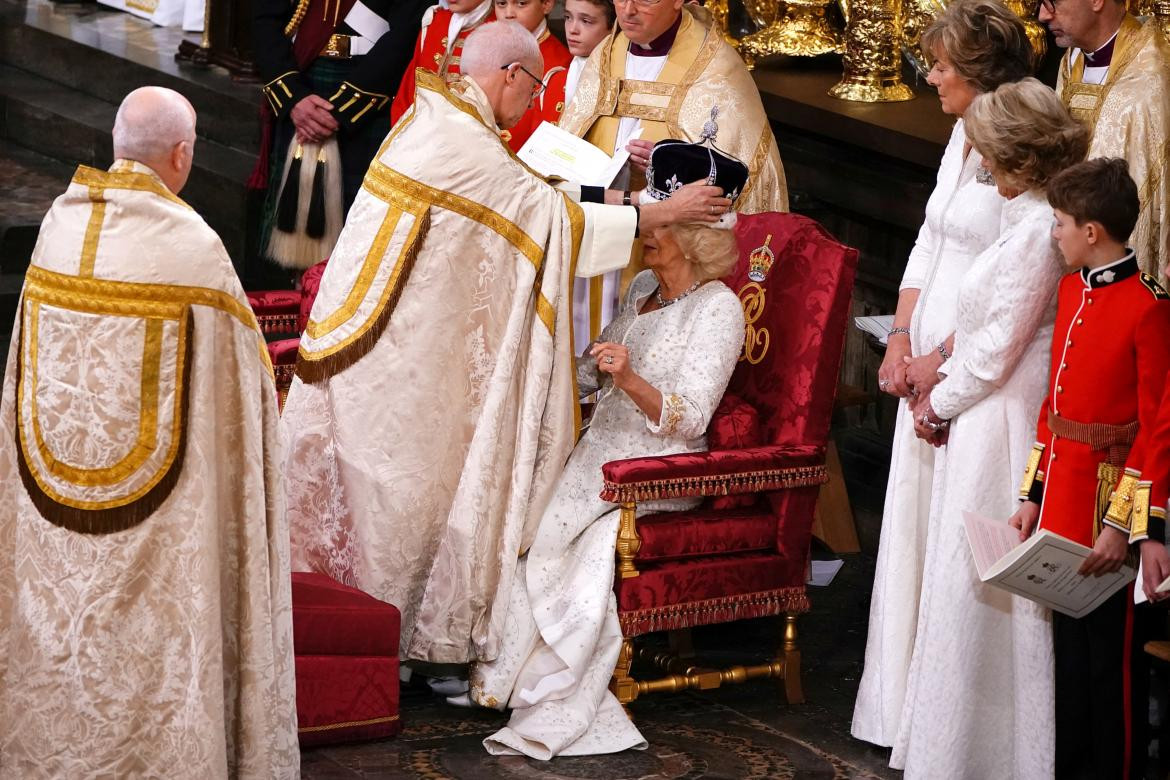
{"left": 890, "top": 78, "right": 1090, "bottom": 779}
{"left": 463, "top": 219, "right": 746, "bottom": 759}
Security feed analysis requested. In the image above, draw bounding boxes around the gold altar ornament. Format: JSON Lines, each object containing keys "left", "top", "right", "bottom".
{"left": 736, "top": 0, "right": 845, "bottom": 69}
{"left": 829, "top": 0, "right": 915, "bottom": 101}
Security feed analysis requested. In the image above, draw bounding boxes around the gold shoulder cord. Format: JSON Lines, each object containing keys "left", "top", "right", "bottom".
{"left": 284, "top": 0, "right": 311, "bottom": 36}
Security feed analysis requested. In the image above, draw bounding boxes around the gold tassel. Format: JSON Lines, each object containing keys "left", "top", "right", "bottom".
{"left": 296, "top": 209, "right": 432, "bottom": 384}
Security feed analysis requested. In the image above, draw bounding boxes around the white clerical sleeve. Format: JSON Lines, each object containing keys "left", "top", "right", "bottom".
{"left": 555, "top": 183, "right": 638, "bottom": 277}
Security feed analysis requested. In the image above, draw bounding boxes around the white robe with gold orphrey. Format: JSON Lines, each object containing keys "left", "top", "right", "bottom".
{"left": 1058, "top": 15, "right": 1170, "bottom": 282}
{"left": 282, "top": 70, "right": 636, "bottom": 665}
{"left": 0, "top": 161, "right": 299, "bottom": 779}
{"left": 559, "top": 4, "right": 788, "bottom": 216}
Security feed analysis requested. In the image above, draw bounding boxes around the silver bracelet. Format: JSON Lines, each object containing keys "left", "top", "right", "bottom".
{"left": 937, "top": 341, "right": 952, "bottom": 361}
{"left": 889, "top": 326, "right": 911, "bottom": 337}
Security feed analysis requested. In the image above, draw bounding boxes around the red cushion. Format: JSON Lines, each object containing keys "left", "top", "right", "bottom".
{"left": 615, "top": 552, "right": 809, "bottom": 636}
{"left": 267, "top": 338, "right": 300, "bottom": 367}
{"left": 246, "top": 289, "right": 301, "bottom": 315}
{"left": 292, "top": 572, "right": 400, "bottom": 657}
{"left": 635, "top": 506, "right": 774, "bottom": 563}
{"left": 706, "top": 394, "right": 762, "bottom": 509}
{"left": 295, "top": 654, "right": 400, "bottom": 747}
{"left": 298, "top": 260, "right": 329, "bottom": 332}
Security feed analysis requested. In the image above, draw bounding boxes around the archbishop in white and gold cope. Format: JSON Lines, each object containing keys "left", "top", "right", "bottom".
{"left": 1047, "top": 1, "right": 1170, "bottom": 281}
{"left": 0, "top": 88, "right": 299, "bottom": 779}
{"left": 282, "top": 21, "right": 728, "bottom": 667}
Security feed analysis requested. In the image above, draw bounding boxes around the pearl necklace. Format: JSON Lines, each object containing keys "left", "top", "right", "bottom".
{"left": 655, "top": 280, "right": 702, "bottom": 308}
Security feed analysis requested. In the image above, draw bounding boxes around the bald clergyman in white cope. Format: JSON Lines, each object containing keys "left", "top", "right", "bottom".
{"left": 282, "top": 21, "right": 729, "bottom": 668}
{"left": 0, "top": 87, "right": 299, "bottom": 778}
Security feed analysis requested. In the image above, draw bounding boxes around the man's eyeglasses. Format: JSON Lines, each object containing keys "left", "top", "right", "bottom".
{"left": 501, "top": 63, "right": 546, "bottom": 98}
{"left": 613, "top": 0, "right": 666, "bottom": 9}
{"left": 1038, "top": 0, "right": 1060, "bottom": 13}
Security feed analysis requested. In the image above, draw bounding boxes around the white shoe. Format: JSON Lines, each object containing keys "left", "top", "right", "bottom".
{"left": 445, "top": 693, "right": 474, "bottom": 708}
{"left": 427, "top": 676, "right": 469, "bottom": 696}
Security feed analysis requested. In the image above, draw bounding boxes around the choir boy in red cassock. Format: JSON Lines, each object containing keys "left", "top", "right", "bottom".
{"left": 492, "top": 0, "right": 572, "bottom": 150}
{"left": 1008, "top": 157, "right": 1170, "bottom": 780}
{"left": 389, "top": 0, "right": 494, "bottom": 126}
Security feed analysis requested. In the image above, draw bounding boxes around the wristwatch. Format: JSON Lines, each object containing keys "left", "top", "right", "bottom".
{"left": 622, "top": 190, "right": 632, "bottom": 206}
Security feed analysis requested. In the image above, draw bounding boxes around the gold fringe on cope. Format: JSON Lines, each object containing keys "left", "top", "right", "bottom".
{"left": 16, "top": 314, "right": 194, "bottom": 535}
{"left": 600, "top": 463, "right": 827, "bottom": 504}
{"left": 295, "top": 208, "right": 432, "bottom": 384}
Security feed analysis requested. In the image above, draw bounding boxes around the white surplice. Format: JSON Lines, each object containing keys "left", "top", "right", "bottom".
{"left": 852, "top": 119, "right": 1006, "bottom": 747}
{"left": 469, "top": 271, "right": 745, "bottom": 758}
{"left": 890, "top": 188, "right": 1060, "bottom": 779}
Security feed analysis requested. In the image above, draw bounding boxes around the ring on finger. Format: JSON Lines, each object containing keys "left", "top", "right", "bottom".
{"left": 605, "top": 355, "right": 615, "bottom": 365}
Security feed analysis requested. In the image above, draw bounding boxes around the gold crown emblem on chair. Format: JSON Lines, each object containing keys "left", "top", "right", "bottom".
{"left": 748, "top": 235, "right": 775, "bottom": 282}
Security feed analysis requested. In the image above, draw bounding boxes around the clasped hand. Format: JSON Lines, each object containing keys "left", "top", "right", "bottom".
{"left": 909, "top": 391, "right": 948, "bottom": 447}
{"left": 291, "top": 95, "right": 338, "bottom": 144}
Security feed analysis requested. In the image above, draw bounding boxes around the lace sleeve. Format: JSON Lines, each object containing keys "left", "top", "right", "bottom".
{"left": 646, "top": 290, "right": 745, "bottom": 439}
{"left": 931, "top": 216, "right": 1061, "bottom": 419}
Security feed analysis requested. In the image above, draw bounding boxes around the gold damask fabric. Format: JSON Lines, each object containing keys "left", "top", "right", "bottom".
{"left": 559, "top": 5, "right": 789, "bottom": 214}
{"left": 0, "top": 161, "right": 299, "bottom": 778}
{"left": 283, "top": 71, "right": 598, "bottom": 664}
{"left": 1058, "top": 15, "right": 1170, "bottom": 282}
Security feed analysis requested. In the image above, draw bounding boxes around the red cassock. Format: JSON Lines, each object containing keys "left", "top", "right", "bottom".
{"left": 1024, "top": 254, "right": 1170, "bottom": 547}
{"left": 389, "top": 6, "right": 491, "bottom": 126}
{"left": 502, "top": 31, "right": 572, "bottom": 151}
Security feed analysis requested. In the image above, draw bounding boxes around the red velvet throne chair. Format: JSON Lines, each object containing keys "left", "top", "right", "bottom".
{"left": 602, "top": 212, "right": 858, "bottom": 706}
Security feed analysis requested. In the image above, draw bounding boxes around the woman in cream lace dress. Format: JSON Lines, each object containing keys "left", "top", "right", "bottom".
{"left": 891, "top": 79, "right": 1089, "bottom": 779}
{"left": 465, "top": 223, "right": 745, "bottom": 758}
{"left": 852, "top": 0, "right": 1035, "bottom": 747}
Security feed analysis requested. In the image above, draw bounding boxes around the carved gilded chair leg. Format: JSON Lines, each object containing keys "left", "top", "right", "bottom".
{"left": 780, "top": 612, "right": 804, "bottom": 704}
{"left": 610, "top": 636, "right": 639, "bottom": 712}
{"left": 615, "top": 501, "right": 641, "bottom": 578}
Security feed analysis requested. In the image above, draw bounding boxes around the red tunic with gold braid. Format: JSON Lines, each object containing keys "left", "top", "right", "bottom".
{"left": 390, "top": 4, "right": 492, "bottom": 126}
{"left": 502, "top": 31, "right": 572, "bottom": 151}
{"left": 1021, "top": 253, "right": 1170, "bottom": 547}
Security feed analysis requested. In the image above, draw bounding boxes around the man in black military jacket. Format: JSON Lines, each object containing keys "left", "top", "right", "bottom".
{"left": 252, "top": 0, "right": 430, "bottom": 224}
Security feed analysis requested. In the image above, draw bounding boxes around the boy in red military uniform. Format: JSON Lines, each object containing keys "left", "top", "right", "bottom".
{"left": 1009, "top": 158, "right": 1170, "bottom": 780}
{"left": 390, "top": 0, "right": 494, "bottom": 126}
{"left": 492, "top": 0, "right": 572, "bottom": 150}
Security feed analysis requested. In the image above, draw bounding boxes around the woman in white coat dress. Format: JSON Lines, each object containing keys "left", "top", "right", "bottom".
{"left": 852, "top": 0, "right": 1036, "bottom": 747}
{"left": 891, "top": 78, "right": 1090, "bottom": 779}
{"left": 466, "top": 223, "right": 745, "bottom": 759}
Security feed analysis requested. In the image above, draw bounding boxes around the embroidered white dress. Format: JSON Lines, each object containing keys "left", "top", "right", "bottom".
{"left": 890, "top": 188, "right": 1061, "bottom": 779}
{"left": 469, "top": 270, "right": 745, "bottom": 759}
{"left": 852, "top": 119, "right": 1006, "bottom": 746}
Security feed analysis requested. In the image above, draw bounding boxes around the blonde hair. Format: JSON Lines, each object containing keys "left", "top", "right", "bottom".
{"left": 672, "top": 223, "right": 739, "bottom": 281}
{"left": 921, "top": 0, "right": 1034, "bottom": 93}
{"left": 964, "top": 78, "right": 1089, "bottom": 190}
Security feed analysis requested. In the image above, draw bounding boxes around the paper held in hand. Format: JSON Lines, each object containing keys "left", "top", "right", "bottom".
{"left": 963, "top": 511, "right": 1135, "bottom": 619}
{"left": 1135, "top": 542, "right": 1170, "bottom": 605}
{"left": 854, "top": 315, "right": 895, "bottom": 346}
{"left": 517, "top": 121, "right": 635, "bottom": 188}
